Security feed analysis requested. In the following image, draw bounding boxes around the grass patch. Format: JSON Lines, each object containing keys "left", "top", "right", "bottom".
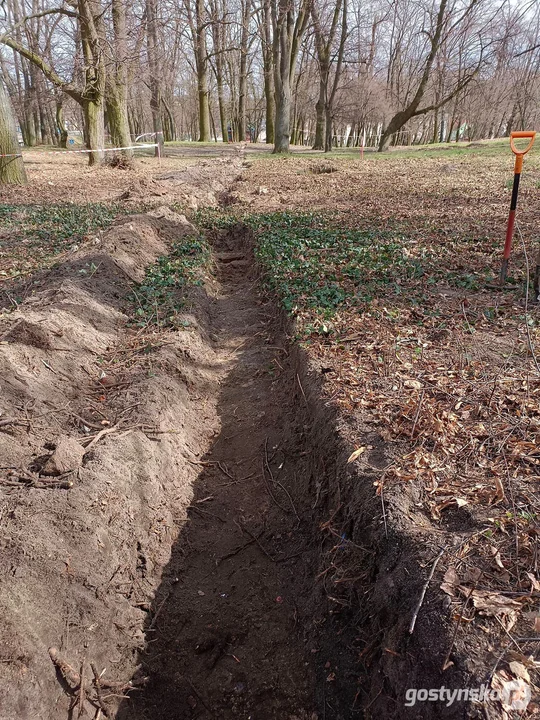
{"left": 130, "top": 233, "right": 210, "bottom": 328}
{"left": 0, "top": 202, "right": 123, "bottom": 279}
{"left": 197, "top": 209, "right": 507, "bottom": 336}
{"left": 198, "top": 210, "right": 436, "bottom": 336}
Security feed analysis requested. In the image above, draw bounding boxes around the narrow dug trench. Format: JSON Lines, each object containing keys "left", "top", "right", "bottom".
{"left": 0, "top": 198, "right": 475, "bottom": 719}
{"left": 117, "top": 225, "right": 473, "bottom": 720}
{"left": 119, "top": 229, "right": 323, "bottom": 719}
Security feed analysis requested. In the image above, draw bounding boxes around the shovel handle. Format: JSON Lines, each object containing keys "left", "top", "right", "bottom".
{"left": 510, "top": 131, "right": 536, "bottom": 157}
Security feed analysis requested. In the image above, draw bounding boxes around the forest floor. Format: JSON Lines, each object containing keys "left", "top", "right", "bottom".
{"left": 1, "top": 140, "right": 540, "bottom": 720}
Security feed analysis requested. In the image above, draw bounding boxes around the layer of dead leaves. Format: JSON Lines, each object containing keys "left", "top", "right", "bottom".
{"left": 243, "top": 145, "right": 540, "bottom": 716}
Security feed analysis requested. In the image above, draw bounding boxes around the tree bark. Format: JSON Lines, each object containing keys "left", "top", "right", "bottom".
{"left": 195, "top": 0, "right": 211, "bottom": 141}
{"left": 238, "top": 0, "right": 251, "bottom": 142}
{"left": 55, "top": 100, "right": 68, "bottom": 148}
{"left": 313, "top": 77, "right": 325, "bottom": 150}
{"left": 261, "top": 0, "right": 275, "bottom": 143}
{"left": 0, "top": 77, "right": 27, "bottom": 185}
{"left": 108, "top": 0, "right": 133, "bottom": 157}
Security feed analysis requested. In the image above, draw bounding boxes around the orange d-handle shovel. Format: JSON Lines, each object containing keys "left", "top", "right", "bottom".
{"left": 499, "top": 131, "right": 536, "bottom": 284}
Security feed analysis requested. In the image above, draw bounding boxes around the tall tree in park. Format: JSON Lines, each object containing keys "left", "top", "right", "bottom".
{"left": 271, "top": 0, "right": 311, "bottom": 153}
{"left": 146, "top": 0, "right": 164, "bottom": 155}
{"left": 208, "top": 0, "right": 229, "bottom": 142}
{"left": 0, "top": 75, "right": 26, "bottom": 184}
{"left": 106, "top": 0, "right": 133, "bottom": 158}
{"left": 257, "top": 0, "right": 275, "bottom": 144}
{"left": 1, "top": 1, "right": 106, "bottom": 164}
{"left": 184, "top": 0, "right": 211, "bottom": 141}
{"left": 312, "top": 0, "right": 348, "bottom": 151}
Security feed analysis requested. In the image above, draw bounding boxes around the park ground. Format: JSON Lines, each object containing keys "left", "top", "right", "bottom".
{"left": 0, "top": 138, "right": 539, "bottom": 719}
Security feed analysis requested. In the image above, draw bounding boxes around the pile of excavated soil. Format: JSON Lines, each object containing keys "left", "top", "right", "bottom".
{"left": 0, "top": 152, "right": 244, "bottom": 210}
{"left": 0, "top": 208, "right": 225, "bottom": 719}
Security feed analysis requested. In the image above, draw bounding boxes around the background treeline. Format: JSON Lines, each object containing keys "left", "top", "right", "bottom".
{"left": 0, "top": 0, "right": 539, "bottom": 163}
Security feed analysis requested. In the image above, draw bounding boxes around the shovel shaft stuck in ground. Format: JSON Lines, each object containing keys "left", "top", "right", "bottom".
{"left": 499, "top": 131, "right": 536, "bottom": 284}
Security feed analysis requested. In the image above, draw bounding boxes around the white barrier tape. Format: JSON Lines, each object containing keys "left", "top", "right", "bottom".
{"left": 0, "top": 143, "right": 158, "bottom": 159}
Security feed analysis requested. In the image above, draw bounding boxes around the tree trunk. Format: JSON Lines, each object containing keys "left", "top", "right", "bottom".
{"left": 216, "top": 71, "right": 228, "bottom": 141}
{"left": 273, "top": 81, "right": 291, "bottom": 153}
{"left": 83, "top": 98, "right": 105, "bottom": 166}
{"left": 147, "top": 0, "right": 164, "bottom": 156}
{"left": 238, "top": 0, "right": 251, "bottom": 142}
{"left": 324, "top": 104, "right": 332, "bottom": 152}
{"left": 196, "top": 0, "right": 211, "bottom": 142}
{"left": 263, "top": 65, "right": 274, "bottom": 144}
{"left": 312, "top": 76, "right": 325, "bottom": 150}
{"left": 272, "top": 0, "right": 310, "bottom": 154}
{"left": 109, "top": 0, "right": 133, "bottom": 158}
{"left": 0, "top": 78, "right": 27, "bottom": 185}
{"left": 105, "top": 83, "right": 132, "bottom": 153}
{"left": 379, "top": 0, "right": 449, "bottom": 151}
{"left": 262, "top": 0, "right": 274, "bottom": 144}
{"left": 56, "top": 100, "right": 68, "bottom": 148}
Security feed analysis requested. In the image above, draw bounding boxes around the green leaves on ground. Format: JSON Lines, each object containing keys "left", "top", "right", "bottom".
{"left": 0, "top": 202, "right": 122, "bottom": 279}
{"left": 244, "top": 212, "right": 430, "bottom": 333}
{"left": 130, "top": 235, "right": 209, "bottom": 328}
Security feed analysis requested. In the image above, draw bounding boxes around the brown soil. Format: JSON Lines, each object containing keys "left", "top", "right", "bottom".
{"left": 2, "top": 150, "right": 537, "bottom": 720}
{"left": 118, "top": 228, "right": 320, "bottom": 720}
{"left": 0, "top": 150, "right": 243, "bottom": 208}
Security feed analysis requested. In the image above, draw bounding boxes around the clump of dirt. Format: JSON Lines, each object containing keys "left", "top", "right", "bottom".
{"left": 116, "top": 157, "right": 245, "bottom": 212}
{"left": 151, "top": 156, "right": 245, "bottom": 210}
{"left": 309, "top": 160, "right": 339, "bottom": 174}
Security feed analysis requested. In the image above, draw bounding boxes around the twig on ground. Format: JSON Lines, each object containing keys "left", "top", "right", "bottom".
{"left": 77, "top": 659, "right": 87, "bottom": 718}
{"left": 296, "top": 373, "right": 308, "bottom": 404}
{"left": 409, "top": 547, "right": 446, "bottom": 634}
{"left": 380, "top": 486, "right": 388, "bottom": 539}
{"left": 263, "top": 438, "right": 300, "bottom": 519}
{"left": 82, "top": 423, "right": 122, "bottom": 452}
{"left": 187, "top": 459, "right": 235, "bottom": 479}
{"left": 91, "top": 663, "right": 112, "bottom": 719}
{"left": 147, "top": 589, "right": 172, "bottom": 632}
{"left": 410, "top": 388, "right": 425, "bottom": 440}
{"left": 188, "top": 504, "right": 227, "bottom": 523}
{"left": 217, "top": 537, "right": 257, "bottom": 564}
{"left": 234, "top": 519, "right": 276, "bottom": 562}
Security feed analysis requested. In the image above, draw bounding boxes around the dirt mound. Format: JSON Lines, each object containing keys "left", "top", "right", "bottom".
{"left": 114, "top": 157, "right": 245, "bottom": 212}
{"left": 151, "top": 157, "right": 245, "bottom": 210}
{"left": 0, "top": 210, "right": 221, "bottom": 720}
{"left": 102, "top": 209, "right": 196, "bottom": 282}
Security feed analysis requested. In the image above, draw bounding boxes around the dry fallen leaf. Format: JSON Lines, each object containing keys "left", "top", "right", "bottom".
{"left": 509, "top": 661, "right": 530, "bottom": 683}
{"left": 494, "top": 476, "right": 506, "bottom": 503}
{"left": 404, "top": 379, "right": 422, "bottom": 390}
{"left": 492, "top": 670, "right": 531, "bottom": 713}
{"left": 347, "top": 447, "right": 366, "bottom": 463}
{"left": 526, "top": 572, "right": 540, "bottom": 592}
{"left": 441, "top": 567, "right": 460, "bottom": 596}
{"left": 459, "top": 587, "right": 522, "bottom": 630}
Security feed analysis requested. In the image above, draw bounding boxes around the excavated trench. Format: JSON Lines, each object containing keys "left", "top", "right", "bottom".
{"left": 116, "top": 226, "right": 469, "bottom": 720}
{"left": 0, "top": 205, "right": 472, "bottom": 720}
{"left": 118, "top": 228, "right": 323, "bottom": 719}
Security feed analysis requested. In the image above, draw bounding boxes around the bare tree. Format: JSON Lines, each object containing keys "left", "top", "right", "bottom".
{"left": 271, "top": 0, "right": 311, "bottom": 152}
